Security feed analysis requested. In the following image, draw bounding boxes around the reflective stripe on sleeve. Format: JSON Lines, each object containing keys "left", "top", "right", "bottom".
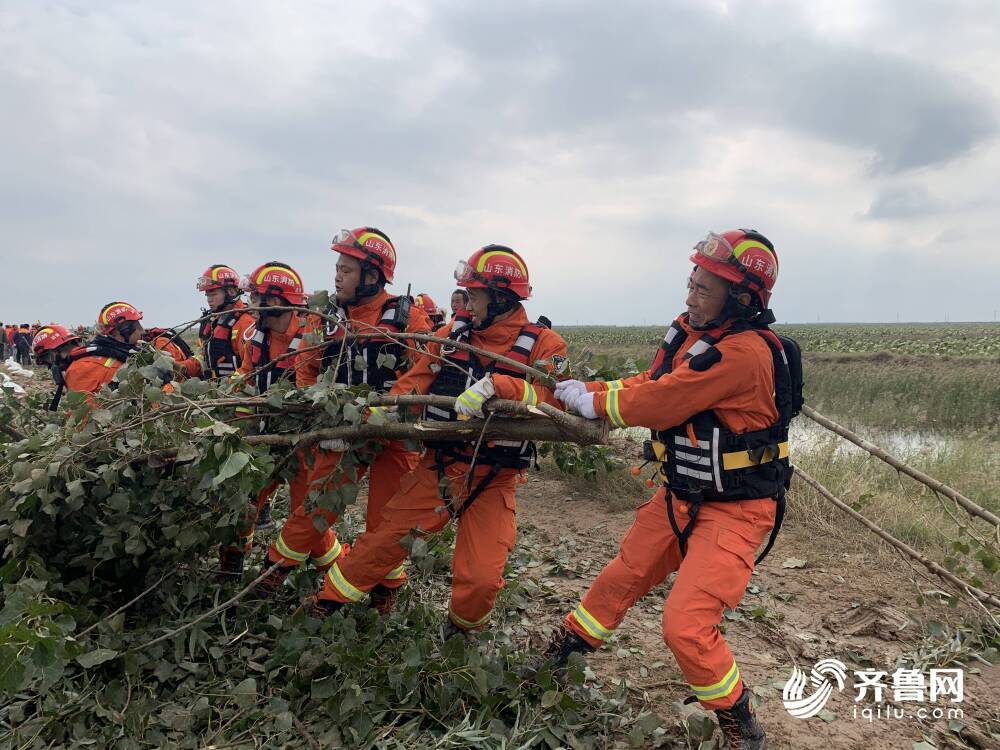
{"left": 521, "top": 382, "right": 539, "bottom": 406}
{"left": 607, "top": 379, "right": 624, "bottom": 391}
{"left": 605, "top": 388, "right": 627, "bottom": 428}
{"left": 384, "top": 563, "right": 406, "bottom": 580}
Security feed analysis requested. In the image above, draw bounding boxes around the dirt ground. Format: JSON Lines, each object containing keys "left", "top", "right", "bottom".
{"left": 512, "top": 469, "right": 1000, "bottom": 750}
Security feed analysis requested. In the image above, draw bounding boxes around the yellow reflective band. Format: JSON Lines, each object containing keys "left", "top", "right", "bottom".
{"left": 457, "top": 390, "right": 485, "bottom": 410}
{"left": 255, "top": 265, "right": 303, "bottom": 289}
{"left": 732, "top": 239, "right": 776, "bottom": 266}
{"left": 722, "top": 442, "right": 789, "bottom": 470}
{"left": 312, "top": 538, "right": 343, "bottom": 568}
{"left": 690, "top": 662, "right": 740, "bottom": 701}
{"left": 571, "top": 603, "right": 613, "bottom": 641}
{"left": 385, "top": 563, "right": 406, "bottom": 580}
{"left": 607, "top": 379, "right": 624, "bottom": 391}
{"left": 476, "top": 249, "right": 527, "bottom": 276}
{"left": 605, "top": 388, "right": 626, "bottom": 428}
{"left": 326, "top": 562, "right": 365, "bottom": 602}
{"left": 102, "top": 357, "right": 115, "bottom": 368}
{"left": 275, "top": 533, "right": 310, "bottom": 563}
{"left": 521, "top": 382, "right": 538, "bottom": 406}
{"left": 448, "top": 606, "right": 492, "bottom": 629}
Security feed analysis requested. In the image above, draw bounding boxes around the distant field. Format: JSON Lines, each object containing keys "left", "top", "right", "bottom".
{"left": 557, "top": 323, "right": 1000, "bottom": 431}
{"left": 559, "top": 322, "right": 1000, "bottom": 359}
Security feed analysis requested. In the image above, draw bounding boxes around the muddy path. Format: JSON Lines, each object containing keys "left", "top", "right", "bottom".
{"left": 511, "top": 469, "right": 1000, "bottom": 750}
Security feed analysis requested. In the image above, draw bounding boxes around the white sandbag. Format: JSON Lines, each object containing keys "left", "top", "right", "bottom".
{"left": 1, "top": 371, "right": 26, "bottom": 395}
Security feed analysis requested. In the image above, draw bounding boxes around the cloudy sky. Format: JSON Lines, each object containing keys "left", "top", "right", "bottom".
{"left": 2, "top": 0, "right": 999, "bottom": 327}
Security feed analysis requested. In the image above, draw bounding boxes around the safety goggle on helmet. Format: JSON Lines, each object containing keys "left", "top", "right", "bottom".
{"left": 331, "top": 228, "right": 397, "bottom": 283}
{"left": 454, "top": 245, "right": 532, "bottom": 300}
{"left": 196, "top": 265, "right": 241, "bottom": 292}
{"left": 690, "top": 230, "right": 778, "bottom": 308}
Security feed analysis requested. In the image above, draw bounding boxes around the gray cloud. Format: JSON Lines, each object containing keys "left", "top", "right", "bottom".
{"left": 1, "top": 0, "right": 999, "bottom": 328}
{"left": 862, "top": 185, "right": 940, "bottom": 220}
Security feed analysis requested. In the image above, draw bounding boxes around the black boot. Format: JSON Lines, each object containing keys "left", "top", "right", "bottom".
{"left": 522, "top": 626, "right": 595, "bottom": 682}
{"left": 714, "top": 689, "right": 766, "bottom": 750}
{"left": 217, "top": 546, "right": 245, "bottom": 582}
{"left": 368, "top": 584, "right": 399, "bottom": 616}
{"left": 252, "top": 559, "right": 296, "bottom": 599}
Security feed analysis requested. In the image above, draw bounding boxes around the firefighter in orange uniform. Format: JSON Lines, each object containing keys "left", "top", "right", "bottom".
{"left": 145, "top": 328, "right": 204, "bottom": 379}
{"left": 414, "top": 293, "right": 446, "bottom": 329}
{"left": 61, "top": 302, "right": 144, "bottom": 400}
{"left": 314, "top": 245, "right": 568, "bottom": 636}
{"left": 31, "top": 324, "right": 84, "bottom": 411}
{"left": 541, "top": 230, "right": 792, "bottom": 750}
{"left": 196, "top": 264, "right": 255, "bottom": 379}
{"left": 216, "top": 262, "right": 317, "bottom": 577}
{"left": 255, "top": 228, "right": 432, "bottom": 613}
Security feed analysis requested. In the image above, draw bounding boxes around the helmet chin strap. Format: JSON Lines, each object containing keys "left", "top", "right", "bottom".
{"left": 476, "top": 290, "right": 518, "bottom": 329}
{"left": 340, "top": 263, "right": 384, "bottom": 306}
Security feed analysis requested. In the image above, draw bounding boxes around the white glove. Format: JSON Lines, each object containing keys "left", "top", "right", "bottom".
{"left": 554, "top": 379, "right": 587, "bottom": 404}
{"left": 319, "top": 438, "right": 348, "bottom": 451}
{"left": 568, "top": 390, "right": 598, "bottom": 420}
{"left": 455, "top": 375, "right": 495, "bottom": 418}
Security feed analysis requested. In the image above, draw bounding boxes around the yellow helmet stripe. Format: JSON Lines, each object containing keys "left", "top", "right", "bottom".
{"left": 476, "top": 250, "right": 527, "bottom": 276}
{"left": 254, "top": 265, "right": 302, "bottom": 288}
{"left": 732, "top": 240, "right": 777, "bottom": 268}
{"left": 100, "top": 302, "right": 135, "bottom": 324}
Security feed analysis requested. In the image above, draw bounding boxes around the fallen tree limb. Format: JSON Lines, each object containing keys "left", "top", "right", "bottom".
{"left": 171, "top": 305, "right": 557, "bottom": 385}
{"left": 793, "top": 466, "right": 1000, "bottom": 610}
{"left": 137, "top": 397, "right": 606, "bottom": 463}
{"left": 138, "top": 563, "right": 283, "bottom": 651}
{"left": 802, "top": 405, "right": 1000, "bottom": 529}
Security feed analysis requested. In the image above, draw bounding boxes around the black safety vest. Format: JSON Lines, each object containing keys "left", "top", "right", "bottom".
{"left": 425, "top": 311, "right": 545, "bottom": 470}
{"left": 320, "top": 297, "right": 410, "bottom": 391}
{"left": 147, "top": 328, "right": 195, "bottom": 359}
{"left": 644, "top": 316, "right": 799, "bottom": 503}
{"left": 199, "top": 310, "right": 244, "bottom": 377}
{"left": 245, "top": 321, "right": 305, "bottom": 393}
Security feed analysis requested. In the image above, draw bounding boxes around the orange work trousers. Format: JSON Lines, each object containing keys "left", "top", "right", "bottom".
{"left": 267, "top": 440, "right": 420, "bottom": 583}
{"left": 232, "top": 481, "right": 279, "bottom": 553}
{"left": 319, "top": 453, "right": 518, "bottom": 631}
{"left": 564, "top": 487, "right": 775, "bottom": 710}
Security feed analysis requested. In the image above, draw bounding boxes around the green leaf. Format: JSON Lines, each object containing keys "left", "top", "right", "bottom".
{"left": 76, "top": 648, "right": 119, "bottom": 669}
{"left": 233, "top": 677, "right": 257, "bottom": 709}
{"left": 213, "top": 451, "right": 250, "bottom": 486}
{"left": 541, "top": 690, "right": 561, "bottom": 708}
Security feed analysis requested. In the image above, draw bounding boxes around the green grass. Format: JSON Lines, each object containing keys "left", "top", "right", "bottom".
{"left": 803, "top": 353, "right": 1000, "bottom": 431}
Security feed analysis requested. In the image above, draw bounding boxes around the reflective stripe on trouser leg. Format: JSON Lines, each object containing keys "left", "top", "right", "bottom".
{"left": 689, "top": 661, "right": 741, "bottom": 702}
{"left": 563, "top": 489, "right": 680, "bottom": 649}
{"left": 272, "top": 530, "right": 311, "bottom": 564}
{"left": 661, "top": 498, "right": 774, "bottom": 710}
{"left": 312, "top": 536, "right": 344, "bottom": 569}
{"left": 448, "top": 465, "right": 518, "bottom": 632}
{"left": 325, "top": 561, "right": 366, "bottom": 602}
{"left": 316, "top": 455, "right": 451, "bottom": 604}
{"left": 567, "top": 603, "right": 614, "bottom": 642}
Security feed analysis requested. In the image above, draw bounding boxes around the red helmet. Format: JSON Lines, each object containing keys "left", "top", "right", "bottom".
{"left": 331, "top": 227, "right": 397, "bottom": 283}
{"left": 455, "top": 245, "right": 531, "bottom": 300}
{"left": 97, "top": 301, "right": 143, "bottom": 335}
{"left": 32, "top": 324, "right": 81, "bottom": 357}
{"left": 690, "top": 229, "right": 778, "bottom": 308}
{"left": 197, "top": 264, "right": 241, "bottom": 292}
{"left": 240, "top": 262, "right": 307, "bottom": 305}
{"left": 414, "top": 293, "right": 442, "bottom": 318}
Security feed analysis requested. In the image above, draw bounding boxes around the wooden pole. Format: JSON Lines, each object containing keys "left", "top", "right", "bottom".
{"left": 794, "top": 466, "right": 1000, "bottom": 610}
{"left": 802, "top": 405, "right": 1000, "bottom": 529}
